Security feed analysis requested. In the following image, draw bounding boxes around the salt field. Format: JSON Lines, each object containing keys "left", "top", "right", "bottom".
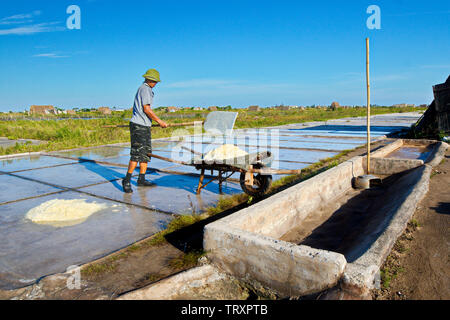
{"left": 0, "top": 112, "right": 421, "bottom": 289}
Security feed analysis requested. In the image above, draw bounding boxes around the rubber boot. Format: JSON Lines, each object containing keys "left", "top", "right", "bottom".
{"left": 122, "top": 174, "right": 133, "bottom": 193}
{"left": 137, "top": 174, "right": 154, "bottom": 187}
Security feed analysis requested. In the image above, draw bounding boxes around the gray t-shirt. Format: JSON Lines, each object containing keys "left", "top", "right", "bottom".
{"left": 130, "top": 83, "right": 154, "bottom": 127}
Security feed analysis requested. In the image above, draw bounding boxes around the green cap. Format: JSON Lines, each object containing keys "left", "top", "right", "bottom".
{"left": 142, "top": 69, "right": 161, "bottom": 82}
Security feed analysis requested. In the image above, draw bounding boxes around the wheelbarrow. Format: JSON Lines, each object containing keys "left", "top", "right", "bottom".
{"left": 148, "top": 149, "right": 301, "bottom": 197}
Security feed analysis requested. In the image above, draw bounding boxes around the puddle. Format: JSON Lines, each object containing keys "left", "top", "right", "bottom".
{"left": 386, "top": 145, "right": 431, "bottom": 160}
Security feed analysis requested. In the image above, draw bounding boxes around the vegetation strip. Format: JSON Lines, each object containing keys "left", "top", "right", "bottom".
{"left": 0, "top": 107, "right": 423, "bottom": 156}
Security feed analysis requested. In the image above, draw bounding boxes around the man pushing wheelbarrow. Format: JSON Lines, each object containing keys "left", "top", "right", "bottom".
{"left": 122, "top": 68, "right": 169, "bottom": 193}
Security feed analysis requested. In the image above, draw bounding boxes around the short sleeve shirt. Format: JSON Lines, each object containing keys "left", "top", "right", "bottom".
{"left": 130, "top": 83, "right": 153, "bottom": 127}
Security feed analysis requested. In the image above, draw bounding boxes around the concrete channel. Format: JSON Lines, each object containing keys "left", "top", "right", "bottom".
{"left": 0, "top": 112, "right": 423, "bottom": 291}
{"left": 121, "top": 139, "right": 448, "bottom": 300}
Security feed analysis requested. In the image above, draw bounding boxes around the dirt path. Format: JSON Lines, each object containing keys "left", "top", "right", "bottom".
{"left": 373, "top": 149, "right": 449, "bottom": 300}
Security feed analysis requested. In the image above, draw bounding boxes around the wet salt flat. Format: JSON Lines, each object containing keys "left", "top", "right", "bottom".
{"left": 0, "top": 112, "right": 421, "bottom": 289}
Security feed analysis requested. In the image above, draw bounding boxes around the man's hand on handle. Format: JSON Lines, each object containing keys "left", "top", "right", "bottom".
{"left": 158, "top": 121, "right": 169, "bottom": 129}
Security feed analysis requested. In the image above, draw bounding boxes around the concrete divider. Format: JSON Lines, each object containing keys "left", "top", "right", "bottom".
{"left": 341, "top": 165, "right": 432, "bottom": 297}
{"left": 203, "top": 139, "right": 447, "bottom": 298}
{"left": 218, "top": 157, "right": 364, "bottom": 239}
{"left": 365, "top": 158, "right": 424, "bottom": 175}
{"left": 118, "top": 265, "right": 231, "bottom": 300}
{"left": 204, "top": 155, "right": 367, "bottom": 297}
{"left": 371, "top": 139, "right": 403, "bottom": 158}
{"left": 426, "top": 141, "right": 448, "bottom": 167}
{"left": 204, "top": 223, "right": 346, "bottom": 297}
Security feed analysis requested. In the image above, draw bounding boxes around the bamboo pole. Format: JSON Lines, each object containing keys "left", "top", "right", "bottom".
{"left": 366, "top": 37, "right": 371, "bottom": 175}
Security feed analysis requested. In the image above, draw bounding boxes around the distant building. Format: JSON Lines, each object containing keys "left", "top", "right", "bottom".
{"left": 166, "top": 106, "right": 179, "bottom": 113}
{"left": 392, "top": 104, "right": 415, "bottom": 108}
{"left": 208, "top": 106, "right": 218, "bottom": 111}
{"left": 66, "top": 110, "right": 76, "bottom": 115}
{"left": 192, "top": 107, "right": 202, "bottom": 111}
{"left": 248, "top": 105, "right": 260, "bottom": 111}
{"left": 274, "top": 105, "right": 293, "bottom": 111}
{"left": 330, "top": 102, "right": 341, "bottom": 110}
{"left": 98, "top": 107, "right": 112, "bottom": 115}
{"left": 30, "top": 105, "right": 56, "bottom": 115}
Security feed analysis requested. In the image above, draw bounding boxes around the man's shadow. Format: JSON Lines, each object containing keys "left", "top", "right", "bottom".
{"left": 77, "top": 159, "right": 127, "bottom": 192}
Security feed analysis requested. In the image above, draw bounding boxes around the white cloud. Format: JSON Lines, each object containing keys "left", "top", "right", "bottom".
{"left": 0, "top": 10, "right": 41, "bottom": 25}
{"left": 0, "top": 11, "right": 64, "bottom": 36}
{"left": 0, "top": 19, "right": 34, "bottom": 26}
{"left": 33, "top": 52, "right": 69, "bottom": 58}
{"left": 0, "top": 22, "right": 64, "bottom": 35}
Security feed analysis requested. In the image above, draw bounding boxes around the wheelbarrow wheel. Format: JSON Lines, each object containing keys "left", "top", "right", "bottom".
{"left": 240, "top": 172, "right": 272, "bottom": 197}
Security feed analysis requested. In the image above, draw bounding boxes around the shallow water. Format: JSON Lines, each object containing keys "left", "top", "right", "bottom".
{"left": 386, "top": 145, "right": 431, "bottom": 161}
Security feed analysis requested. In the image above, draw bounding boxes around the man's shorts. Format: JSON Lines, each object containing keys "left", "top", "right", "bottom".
{"left": 130, "top": 122, "right": 152, "bottom": 163}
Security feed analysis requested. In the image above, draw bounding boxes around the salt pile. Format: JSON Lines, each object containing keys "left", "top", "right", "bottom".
{"left": 25, "top": 199, "right": 109, "bottom": 227}
{"left": 203, "top": 144, "right": 248, "bottom": 162}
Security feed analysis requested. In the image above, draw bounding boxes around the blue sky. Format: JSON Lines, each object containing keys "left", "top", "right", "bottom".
{"left": 0, "top": 0, "right": 449, "bottom": 112}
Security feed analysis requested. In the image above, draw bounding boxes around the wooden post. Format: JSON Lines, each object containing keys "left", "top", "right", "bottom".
{"left": 366, "top": 37, "right": 371, "bottom": 175}
{"left": 197, "top": 168, "right": 205, "bottom": 195}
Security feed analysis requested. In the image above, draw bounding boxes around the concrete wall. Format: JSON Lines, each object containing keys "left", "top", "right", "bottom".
{"left": 204, "top": 139, "right": 447, "bottom": 298}
{"left": 219, "top": 156, "right": 364, "bottom": 239}
{"left": 204, "top": 223, "right": 346, "bottom": 297}
{"left": 204, "top": 154, "right": 367, "bottom": 297}
{"left": 365, "top": 158, "right": 424, "bottom": 175}
{"left": 341, "top": 164, "right": 432, "bottom": 297}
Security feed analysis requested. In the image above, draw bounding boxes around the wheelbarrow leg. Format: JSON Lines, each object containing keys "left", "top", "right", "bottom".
{"left": 197, "top": 168, "right": 205, "bottom": 195}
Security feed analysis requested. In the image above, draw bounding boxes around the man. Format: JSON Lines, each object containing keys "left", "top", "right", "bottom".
{"left": 122, "top": 68, "right": 168, "bottom": 193}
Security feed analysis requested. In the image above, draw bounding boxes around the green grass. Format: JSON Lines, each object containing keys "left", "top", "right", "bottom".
{"left": 0, "top": 106, "right": 424, "bottom": 156}
{"left": 409, "top": 219, "right": 421, "bottom": 229}
{"left": 168, "top": 251, "right": 206, "bottom": 269}
{"left": 380, "top": 261, "right": 405, "bottom": 289}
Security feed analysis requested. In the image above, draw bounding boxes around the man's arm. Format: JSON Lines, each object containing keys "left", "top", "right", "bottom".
{"left": 143, "top": 105, "right": 168, "bottom": 128}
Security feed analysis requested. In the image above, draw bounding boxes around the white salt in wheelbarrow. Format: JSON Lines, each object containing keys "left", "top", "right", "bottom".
{"left": 148, "top": 150, "right": 301, "bottom": 197}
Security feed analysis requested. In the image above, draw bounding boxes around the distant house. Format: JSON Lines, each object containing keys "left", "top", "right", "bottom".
{"left": 331, "top": 101, "right": 340, "bottom": 108}
{"left": 330, "top": 102, "right": 341, "bottom": 110}
{"left": 392, "top": 104, "right": 415, "bottom": 108}
{"left": 30, "top": 105, "right": 56, "bottom": 115}
{"left": 208, "top": 106, "right": 218, "bottom": 111}
{"left": 192, "top": 107, "right": 202, "bottom": 111}
{"left": 98, "top": 107, "right": 112, "bottom": 115}
{"left": 166, "top": 106, "right": 179, "bottom": 113}
{"left": 248, "top": 105, "right": 260, "bottom": 111}
{"left": 66, "top": 110, "right": 76, "bottom": 115}
{"left": 274, "top": 105, "right": 292, "bottom": 111}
